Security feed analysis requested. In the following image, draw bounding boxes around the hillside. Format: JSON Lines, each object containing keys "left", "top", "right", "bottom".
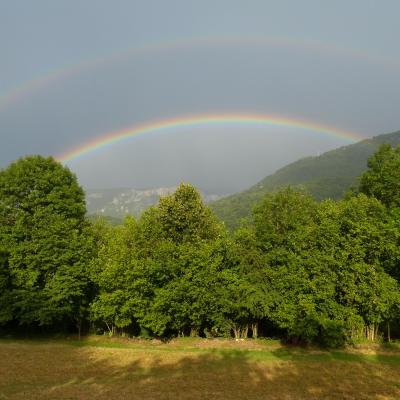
{"left": 85, "top": 187, "right": 222, "bottom": 219}
{"left": 211, "top": 130, "right": 400, "bottom": 230}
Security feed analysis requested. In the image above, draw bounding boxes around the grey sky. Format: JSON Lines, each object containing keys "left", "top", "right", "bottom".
{"left": 1, "top": 0, "right": 399, "bottom": 194}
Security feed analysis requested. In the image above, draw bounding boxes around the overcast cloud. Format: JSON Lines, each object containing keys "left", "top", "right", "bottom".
{"left": 1, "top": 0, "right": 399, "bottom": 194}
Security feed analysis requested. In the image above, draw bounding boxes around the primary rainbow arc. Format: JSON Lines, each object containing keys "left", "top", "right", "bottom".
{"left": 57, "top": 113, "right": 363, "bottom": 163}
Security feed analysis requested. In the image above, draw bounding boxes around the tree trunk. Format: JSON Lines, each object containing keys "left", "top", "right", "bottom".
{"left": 77, "top": 319, "right": 81, "bottom": 340}
{"left": 233, "top": 324, "right": 251, "bottom": 339}
{"left": 105, "top": 321, "right": 113, "bottom": 335}
{"left": 365, "top": 324, "right": 378, "bottom": 341}
{"left": 242, "top": 325, "right": 249, "bottom": 339}
{"left": 351, "top": 325, "right": 363, "bottom": 340}
{"left": 232, "top": 325, "right": 240, "bottom": 339}
{"left": 251, "top": 323, "right": 258, "bottom": 339}
{"left": 190, "top": 327, "right": 199, "bottom": 337}
{"left": 365, "top": 325, "right": 370, "bottom": 341}
{"left": 388, "top": 322, "right": 391, "bottom": 343}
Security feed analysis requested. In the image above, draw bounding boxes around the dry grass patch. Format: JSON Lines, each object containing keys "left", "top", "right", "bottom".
{"left": 0, "top": 338, "right": 399, "bottom": 399}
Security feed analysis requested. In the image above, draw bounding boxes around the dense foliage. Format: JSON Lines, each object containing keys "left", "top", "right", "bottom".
{"left": 0, "top": 156, "right": 91, "bottom": 334}
{"left": 1, "top": 145, "right": 400, "bottom": 346}
{"left": 359, "top": 143, "right": 400, "bottom": 208}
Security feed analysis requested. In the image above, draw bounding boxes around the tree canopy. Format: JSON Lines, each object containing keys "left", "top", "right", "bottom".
{"left": 359, "top": 143, "right": 400, "bottom": 208}
{"left": 0, "top": 156, "right": 91, "bottom": 330}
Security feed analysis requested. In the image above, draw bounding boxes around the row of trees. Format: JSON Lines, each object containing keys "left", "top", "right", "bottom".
{"left": 1, "top": 144, "right": 400, "bottom": 346}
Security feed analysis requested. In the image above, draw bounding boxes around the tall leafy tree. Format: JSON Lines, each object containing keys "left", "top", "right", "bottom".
{"left": 130, "top": 183, "right": 227, "bottom": 336}
{"left": 251, "top": 188, "right": 399, "bottom": 345}
{"left": 0, "top": 246, "right": 12, "bottom": 324}
{"left": 253, "top": 187, "right": 317, "bottom": 256}
{"left": 156, "top": 182, "right": 222, "bottom": 243}
{"left": 89, "top": 217, "right": 145, "bottom": 335}
{"left": 140, "top": 239, "right": 231, "bottom": 337}
{"left": 0, "top": 156, "right": 90, "bottom": 331}
{"left": 333, "top": 195, "right": 400, "bottom": 341}
{"left": 220, "top": 227, "right": 271, "bottom": 339}
{"left": 359, "top": 143, "right": 400, "bottom": 208}
{"left": 359, "top": 144, "right": 400, "bottom": 283}
{"left": 252, "top": 188, "right": 327, "bottom": 343}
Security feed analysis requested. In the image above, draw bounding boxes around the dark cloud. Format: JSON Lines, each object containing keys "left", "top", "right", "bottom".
{"left": 1, "top": 1, "right": 399, "bottom": 193}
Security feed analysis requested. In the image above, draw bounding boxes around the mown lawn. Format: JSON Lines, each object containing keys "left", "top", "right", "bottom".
{"left": 1, "top": 337, "right": 400, "bottom": 399}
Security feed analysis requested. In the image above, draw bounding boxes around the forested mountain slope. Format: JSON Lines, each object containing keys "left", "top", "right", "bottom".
{"left": 211, "top": 130, "right": 400, "bottom": 230}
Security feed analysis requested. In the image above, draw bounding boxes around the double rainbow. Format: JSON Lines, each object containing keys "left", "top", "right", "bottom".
{"left": 58, "top": 113, "right": 363, "bottom": 163}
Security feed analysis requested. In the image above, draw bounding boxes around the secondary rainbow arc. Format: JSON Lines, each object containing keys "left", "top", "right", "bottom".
{"left": 2, "top": 35, "right": 397, "bottom": 111}
{"left": 58, "top": 113, "right": 363, "bottom": 163}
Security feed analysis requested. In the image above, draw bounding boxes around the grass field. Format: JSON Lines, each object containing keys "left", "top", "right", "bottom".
{"left": 1, "top": 337, "right": 400, "bottom": 399}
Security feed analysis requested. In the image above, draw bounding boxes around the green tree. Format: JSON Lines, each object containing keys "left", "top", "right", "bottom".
{"left": 333, "top": 195, "right": 400, "bottom": 341}
{"left": 157, "top": 183, "right": 222, "bottom": 243}
{"left": 128, "top": 184, "right": 228, "bottom": 337}
{"left": 140, "top": 239, "right": 231, "bottom": 337}
{"left": 0, "top": 156, "right": 90, "bottom": 331}
{"left": 89, "top": 216, "right": 145, "bottom": 335}
{"left": 251, "top": 188, "right": 399, "bottom": 345}
{"left": 219, "top": 227, "right": 271, "bottom": 339}
{"left": 0, "top": 246, "right": 12, "bottom": 324}
{"left": 359, "top": 143, "right": 400, "bottom": 208}
{"left": 253, "top": 187, "right": 317, "bottom": 256}
{"left": 252, "top": 188, "right": 327, "bottom": 343}
{"left": 358, "top": 143, "right": 400, "bottom": 285}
